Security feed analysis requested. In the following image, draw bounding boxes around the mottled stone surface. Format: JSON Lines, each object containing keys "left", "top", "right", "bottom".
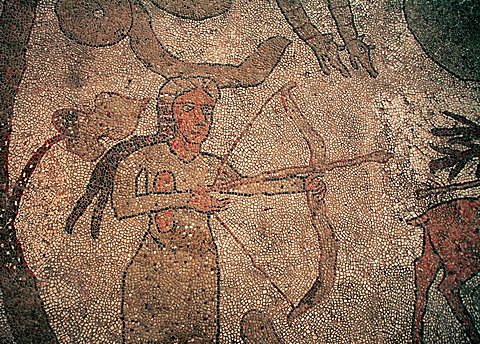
{"left": 1, "top": 0, "right": 478, "bottom": 343}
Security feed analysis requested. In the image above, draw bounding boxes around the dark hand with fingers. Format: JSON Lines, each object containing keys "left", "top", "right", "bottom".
{"left": 344, "top": 36, "right": 378, "bottom": 78}
{"left": 309, "top": 33, "right": 351, "bottom": 78}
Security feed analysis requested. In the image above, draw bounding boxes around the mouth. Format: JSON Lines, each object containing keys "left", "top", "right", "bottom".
{"left": 191, "top": 129, "right": 205, "bottom": 136}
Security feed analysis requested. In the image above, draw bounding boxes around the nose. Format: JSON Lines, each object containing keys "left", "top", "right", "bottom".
{"left": 192, "top": 106, "right": 207, "bottom": 126}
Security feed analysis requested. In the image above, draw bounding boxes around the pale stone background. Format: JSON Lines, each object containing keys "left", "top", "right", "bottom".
{"left": 2, "top": 0, "right": 479, "bottom": 342}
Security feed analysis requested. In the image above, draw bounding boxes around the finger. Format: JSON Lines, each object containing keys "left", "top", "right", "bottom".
{"left": 349, "top": 55, "right": 359, "bottom": 70}
{"left": 332, "top": 60, "right": 351, "bottom": 78}
{"left": 328, "top": 52, "right": 350, "bottom": 78}
{"left": 359, "top": 56, "right": 378, "bottom": 78}
{"left": 215, "top": 196, "right": 230, "bottom": 202}
{"left": 212, "top": 202, "right": 229, "bottom": 208}
{"left": 367, "top": 66, "right": 379, "bottom": 78}
{"left": 309, "top": 182, "right": 323, "bottom": 191}
{"left": 213, "top": 198, "right": 230, "bottom": 206}
{"left": 218, "top": 200, "right": 231, "bottom": 207}
{"left": 318, "top": 55, "right": 331, "bottom": 75}
{"left": 306, "top": 175, "right": 323, "bottom": 186}
{"left": 211, "top": 204, "right": 229, "bottom": 212}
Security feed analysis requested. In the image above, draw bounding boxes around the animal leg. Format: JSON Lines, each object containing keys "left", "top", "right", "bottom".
{"left": 439, "top": 272, "right": 480, "bottom": 344}
{"left": 412, "top": 230, "right": 440, "bottom": 344}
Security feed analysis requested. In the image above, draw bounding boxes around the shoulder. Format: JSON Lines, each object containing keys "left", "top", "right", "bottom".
{"left": 118, "top": 143, "right": 169, "bottom": 173}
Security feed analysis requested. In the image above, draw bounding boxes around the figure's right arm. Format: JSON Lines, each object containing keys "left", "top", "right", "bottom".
{"left": 112, "top": 157, "right": 191, "bottom": 220}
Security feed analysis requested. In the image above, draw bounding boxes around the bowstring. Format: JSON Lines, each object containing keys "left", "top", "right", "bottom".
{"left": 211, "top": 83, "right": 299, "bottom": 309}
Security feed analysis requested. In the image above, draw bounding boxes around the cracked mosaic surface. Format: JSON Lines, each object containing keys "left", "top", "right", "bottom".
{"left": 0, "top": 0, "right": 478, "bottom": 343}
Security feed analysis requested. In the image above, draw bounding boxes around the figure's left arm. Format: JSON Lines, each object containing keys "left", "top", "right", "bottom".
{"left": 230, "top": 175, "right": 307, "bottom": 196}
{"left": 327, "top": 0, "right": 378, "bottom": 77}
{"left": 216, "top": 163, "right": 324, "bottom": 196}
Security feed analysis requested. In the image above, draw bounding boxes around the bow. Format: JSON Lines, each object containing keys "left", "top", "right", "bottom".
{"left": 280, "top": 84, "right": 337, "bottom": 321}
{"left": 211, "top": 82, "right": 337, "bottom": 317}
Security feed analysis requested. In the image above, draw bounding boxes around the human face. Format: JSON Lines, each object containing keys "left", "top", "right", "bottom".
{"left": 172, "top": 89, "right": 215, "bottom": 144}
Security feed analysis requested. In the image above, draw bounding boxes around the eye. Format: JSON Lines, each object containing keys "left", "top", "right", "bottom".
{"left": 181, "top": 104, "right": 195, "bottom": 112}
{"left": 201, "top": 105, "right": 214, "bottom": 116}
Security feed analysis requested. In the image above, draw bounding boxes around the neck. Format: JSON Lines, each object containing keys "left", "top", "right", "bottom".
{"left": 169, "top": 135, "right": 201, "bottom": 162}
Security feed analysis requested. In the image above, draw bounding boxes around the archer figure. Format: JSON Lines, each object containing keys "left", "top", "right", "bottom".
{"left": 115, "top": 77, "right": 326, "bottom": 343}
{"left": 105, "top": 77, "right": 389, "bottom": 342}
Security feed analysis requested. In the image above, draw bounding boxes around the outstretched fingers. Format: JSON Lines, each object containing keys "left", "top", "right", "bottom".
{"left": 329, "top": 52, "right": 351, "bottom": 78}
{"left": 318, "top": 55, "right": 331, "bottom": 76}
{"left": 346, "top": 38, "right": 378, "bottom": 78}
{"left": 323, "top": 41, "right": 350, "bottom": 78}
{"left": 311, "top": 33, "right": 350, "bottom": 78}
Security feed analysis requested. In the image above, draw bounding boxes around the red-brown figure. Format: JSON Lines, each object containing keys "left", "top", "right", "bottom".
{"left": 408, "top": 197, "right": 480, "bottom": 343}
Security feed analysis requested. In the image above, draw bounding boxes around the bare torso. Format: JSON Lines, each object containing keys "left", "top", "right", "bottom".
{"left": 120, "top": 144, "right": 230, "bottom": 344}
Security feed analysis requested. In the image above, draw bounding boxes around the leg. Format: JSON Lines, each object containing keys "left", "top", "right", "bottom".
{"left": 412, "top": 229, "right": 440, "bottom": 344}
{"left": 439, "top": 272, "right": 480, "bottom": 344}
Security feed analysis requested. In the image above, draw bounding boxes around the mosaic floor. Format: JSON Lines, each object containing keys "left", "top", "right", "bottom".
{"left": 0, "top": 0, "right": 478, "bottom": 343}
